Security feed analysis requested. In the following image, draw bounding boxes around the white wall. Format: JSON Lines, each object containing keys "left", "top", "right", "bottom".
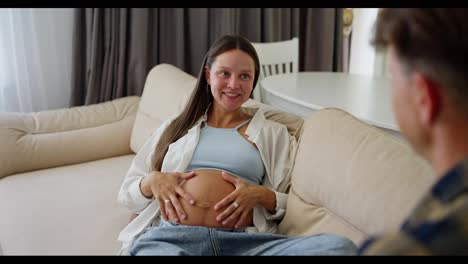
{"left": 349, "top": 8, "right": 379, "bottom": 76}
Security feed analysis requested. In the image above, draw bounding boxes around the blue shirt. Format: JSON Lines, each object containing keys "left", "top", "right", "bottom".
{"left": 186, "top": 119, "right": 265, "bottom": 185}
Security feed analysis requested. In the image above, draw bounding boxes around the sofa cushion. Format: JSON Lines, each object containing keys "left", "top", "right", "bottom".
{"left": 130, "top": 64, "right": 197, "bottom": 153}
{"left": 242, "top": 99, "right": 303, "bottom": 141}
{"left": 0, "top": 155, "right": 135, "bottom": 255}
{"left": 278, "top": 108, "right": 436, "bottom": 246}
{"left": 0, "top": 96, "right": 139, "bottom": 179}
{"left": 131, "top": 64, "right": 304, "bottom": 153}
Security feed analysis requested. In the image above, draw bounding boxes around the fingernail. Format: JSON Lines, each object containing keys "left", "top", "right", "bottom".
{"left": 216, "top": 216, "right": 221, "bottom": 221}
{"left": 190, "top": 200, "right": 195, "bottom": 205}
{"left": 222, "top": 221, "right": 227, "bottom": 225}
{"left": 181, "top": 214, "right": 186, "bottom": 219}
{"left": 234, "top": 225, "right": 238, "bottom": 228}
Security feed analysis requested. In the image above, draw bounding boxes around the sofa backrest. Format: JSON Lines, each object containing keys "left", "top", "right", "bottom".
{"left": 130, "top": 64, "right": 304, "bottom": 153}
{"left": 130, "top": 64, "right": 197, "bottom": 153}
{"left": 278, "top": 108, "right": 436, "bottom": 246}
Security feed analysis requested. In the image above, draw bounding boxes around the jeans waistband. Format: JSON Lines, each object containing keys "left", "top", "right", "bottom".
{"left": 159, "top": 219, "right": 247, "bottom": 232}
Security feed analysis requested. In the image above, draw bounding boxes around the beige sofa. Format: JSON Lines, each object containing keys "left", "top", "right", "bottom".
{"left": 0, "top": 64, "right": 436, "bottom": 255}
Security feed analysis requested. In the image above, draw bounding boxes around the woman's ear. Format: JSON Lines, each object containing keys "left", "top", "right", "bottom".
{"left": 205, "top": 66, "right": 211, "bottom": 85}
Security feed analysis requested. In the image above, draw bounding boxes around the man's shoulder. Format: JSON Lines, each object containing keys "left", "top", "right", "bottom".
{"left": 360, "top": 190, "right": 468, "bottom": 255}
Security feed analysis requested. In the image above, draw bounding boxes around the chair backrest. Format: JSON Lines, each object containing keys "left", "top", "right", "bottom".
{"left": 252, "top": 37, "right": 299, "bottom": 79}
{"left": 251, "top": 37, "right": 299, "bottom": 101}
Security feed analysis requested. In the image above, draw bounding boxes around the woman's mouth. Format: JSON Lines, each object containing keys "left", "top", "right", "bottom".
{"left": 223, "top": 92, "right": 241, "bottom": 99}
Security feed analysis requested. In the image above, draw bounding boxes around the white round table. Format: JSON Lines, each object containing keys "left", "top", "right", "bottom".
{"left": 261, "top": 72, "right": 400, "bottom": 137}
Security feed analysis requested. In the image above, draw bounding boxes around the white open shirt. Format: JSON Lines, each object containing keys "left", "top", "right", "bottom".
{"left": 117, "top": 106, "right": 298, "bottom": 254}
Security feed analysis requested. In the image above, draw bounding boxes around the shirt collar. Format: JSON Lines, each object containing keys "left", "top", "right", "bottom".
{"left": 194, "top": 103, "right": 265, "bottom": 140}
{"left": 197, "top": 102, "right": 263, "bottom": 124}
{"left": 432, "top": 158, "right": 468, "bottom": 203}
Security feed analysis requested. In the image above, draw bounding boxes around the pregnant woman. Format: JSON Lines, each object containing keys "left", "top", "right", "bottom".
{"left": 117, "top": 35, "right": 356, "bottom": 256}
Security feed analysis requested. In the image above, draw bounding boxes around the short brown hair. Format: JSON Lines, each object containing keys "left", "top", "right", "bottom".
{"left": 372, "top": 8, "right": 468, "bottom": 116}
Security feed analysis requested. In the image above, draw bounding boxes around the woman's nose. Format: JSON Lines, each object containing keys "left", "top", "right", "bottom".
{"left": 228, "top": 77, "right": 240, "bottom": 89}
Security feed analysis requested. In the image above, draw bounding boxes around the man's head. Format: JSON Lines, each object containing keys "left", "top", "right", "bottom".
{"left": 372, "top": 8, "right": 468, "bottom": 156}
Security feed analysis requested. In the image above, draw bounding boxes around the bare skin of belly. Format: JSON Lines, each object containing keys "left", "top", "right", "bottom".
{"left": 177, "top": 169, "right": 253, "bottom": 228}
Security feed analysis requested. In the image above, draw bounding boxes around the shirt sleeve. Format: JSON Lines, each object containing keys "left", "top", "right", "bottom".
{"left": 264, "top": 190, "right": 288, "bottom": 220}
{"left": 117, "top": 118, "right": 174, "bottom": 214}
{"left": 260, "top": 122, "right": 297, "bottom": 220}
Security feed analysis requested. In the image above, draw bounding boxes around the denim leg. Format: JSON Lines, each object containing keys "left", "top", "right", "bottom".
{"left": 128, "top": 225, "right": 214, "bottom": 256}
{"left": 215, "top": 231, "right": 357, "bottom": 256}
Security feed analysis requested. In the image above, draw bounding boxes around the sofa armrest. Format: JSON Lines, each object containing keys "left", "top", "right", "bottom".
{"left": 0, "top": 96, "right": 140, "bottom": 179}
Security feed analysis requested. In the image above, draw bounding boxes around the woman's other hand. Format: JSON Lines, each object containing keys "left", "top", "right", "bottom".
{"left": 214, "top": 171, "right": 260, "bottom": 228}
{"left": 141, "top": 171, "right": 197, "bottom": 222}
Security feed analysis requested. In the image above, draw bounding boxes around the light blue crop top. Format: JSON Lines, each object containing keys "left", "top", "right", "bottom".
{"left": 186, "top": 119, "right": 265, "bottom": 185}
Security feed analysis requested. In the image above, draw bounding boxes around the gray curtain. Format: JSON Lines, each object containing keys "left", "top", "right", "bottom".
{"left": 300, "top": 8, "right": 343, "bottom": 72}
{"left": 71, "top": 8, "right": 342, "bottom": 106}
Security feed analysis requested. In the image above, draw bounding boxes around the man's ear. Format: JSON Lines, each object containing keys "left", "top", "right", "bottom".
{"left": 205, "top": 66, "right": 210, "bottom": 85}
{"left": 412, "top": 73, "right": 441, "bottom": 125}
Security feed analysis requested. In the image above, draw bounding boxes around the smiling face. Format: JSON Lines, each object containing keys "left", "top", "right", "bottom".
{"left": 205, "top": 49, "right": 255, "bottom": 112}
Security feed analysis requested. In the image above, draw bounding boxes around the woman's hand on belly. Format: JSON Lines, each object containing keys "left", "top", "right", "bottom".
{"left": 178, "top": 170, "right": 254, "bottom": 228}
{"left": 211, "top": 171, "right": 265, "bottom": 228}
{"left": 142, "top": 170, "right": 198, "bottom": 223}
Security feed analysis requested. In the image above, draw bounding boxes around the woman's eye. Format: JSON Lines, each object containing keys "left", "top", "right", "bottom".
{"left": 241, "top": 74, "right": 250, "bottom": 80}
{"left": 220, "top": 71, "right": 229, "bottom": 77}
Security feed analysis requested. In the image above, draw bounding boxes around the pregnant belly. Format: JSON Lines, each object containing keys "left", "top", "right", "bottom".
{"left": 177, "top": 169, "right": 253, "bottom": 228}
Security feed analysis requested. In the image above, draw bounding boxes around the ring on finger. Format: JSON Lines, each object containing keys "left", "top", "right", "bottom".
{"left": 232, "top": 201, "right": 239, "bottom": 208}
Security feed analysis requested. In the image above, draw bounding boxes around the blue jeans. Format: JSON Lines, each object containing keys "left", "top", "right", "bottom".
{"left": 129, "top": 220, "right": 357, "bottom": 255}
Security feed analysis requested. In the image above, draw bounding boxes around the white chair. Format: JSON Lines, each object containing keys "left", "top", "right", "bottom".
{"left": 251, "top": 37, "right": 299, "bottom": 102}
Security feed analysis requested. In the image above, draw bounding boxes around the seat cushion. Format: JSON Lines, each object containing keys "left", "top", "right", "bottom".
{"left": 0, "top": 155, "right": 135, "bottom": 255}
{"left": 278, "top": 108, "right": 436, "bottom": 246}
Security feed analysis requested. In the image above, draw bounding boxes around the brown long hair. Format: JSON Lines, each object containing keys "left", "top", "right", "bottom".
{"left": 372, "top": 8, "right": 468, "bottom": 116}
{"left": 152, "top": 35, "right": 260, "bottom": 171}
